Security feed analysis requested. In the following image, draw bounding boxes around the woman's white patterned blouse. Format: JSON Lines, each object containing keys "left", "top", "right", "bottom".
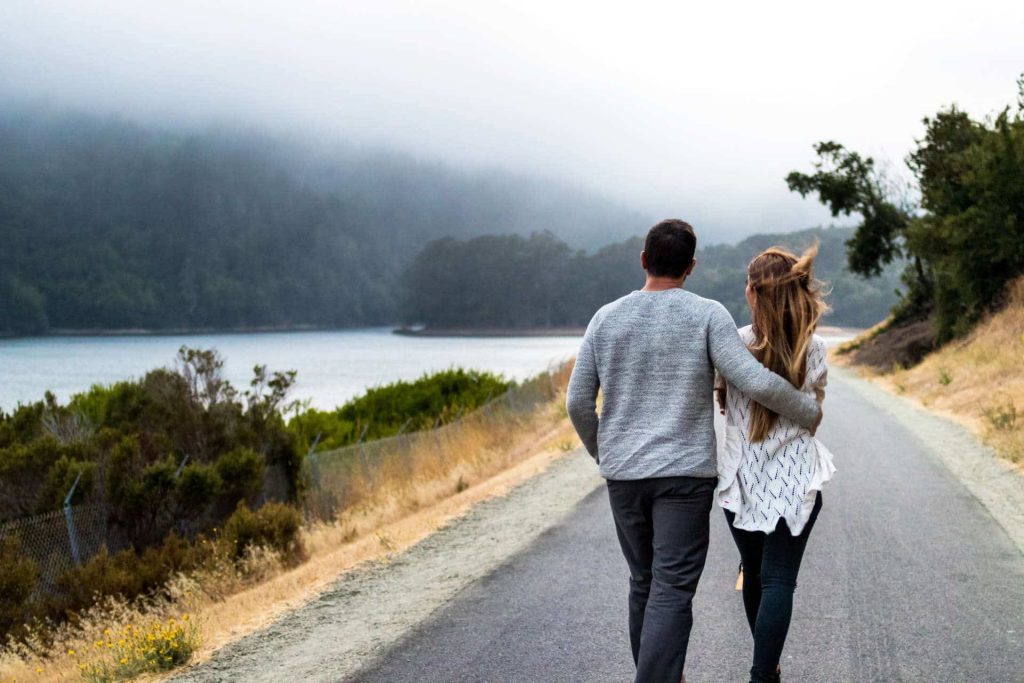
{"left": 716, "top": 326, "right": 836, "bottom": 535}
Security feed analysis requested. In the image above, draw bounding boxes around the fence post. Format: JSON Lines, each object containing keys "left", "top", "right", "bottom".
{"left": 434, "top": 429, "right": 446, "bottom": 462}
{"left": 303, "top": 433, "right": 324, "bottom": 519}
{"left": 358, "top": 424, "right": 371, "bottom": 474}
{"left": 174, "top": 454, "right": 190, "bottom": 478}
{"left": 307, "top": 433, "right": 323, "bottom": 489}
{"left": 63, "top": 473, "right": 82, "bottom": 566}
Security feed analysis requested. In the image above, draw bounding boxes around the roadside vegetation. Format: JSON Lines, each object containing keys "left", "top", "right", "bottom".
{"left": 789, "top": 74, "right": 1024, "bottom": 351}
{"left": 799, "top": 75, "right": 1024, "bottom": 465}
{"left": 0, "top": 350, "right": 571, "bottom": 682}
{"left": 289, "top": 369, "right": 511, "bottom": 452}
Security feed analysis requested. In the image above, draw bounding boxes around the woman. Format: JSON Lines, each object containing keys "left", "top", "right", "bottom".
{"left": 714, "top": 244, "right": 835, "bottom": 683}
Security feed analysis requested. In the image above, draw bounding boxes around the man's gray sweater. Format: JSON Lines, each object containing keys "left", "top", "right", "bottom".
{"left": 565, "top": 288, "right": 819, "bottom": 480}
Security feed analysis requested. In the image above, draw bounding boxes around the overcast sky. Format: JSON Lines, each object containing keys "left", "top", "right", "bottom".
{"left": 2, "top": 0, "right": 1022, "bottom": 243}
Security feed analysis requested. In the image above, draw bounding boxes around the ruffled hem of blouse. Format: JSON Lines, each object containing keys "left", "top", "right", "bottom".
{"left": 716, "top": 435, "right": 836, "bottom": 536}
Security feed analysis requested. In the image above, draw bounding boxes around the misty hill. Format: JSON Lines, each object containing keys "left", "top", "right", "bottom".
{"left": 0, "top": 107, "right": 646, "bottom": 334}
{"left": 401, "top": 227, "right": 904, "bottom": 330}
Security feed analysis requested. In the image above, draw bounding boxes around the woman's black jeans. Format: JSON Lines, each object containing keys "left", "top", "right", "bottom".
{"left": 724, "top": 493, "right": 822, "bottom": 683}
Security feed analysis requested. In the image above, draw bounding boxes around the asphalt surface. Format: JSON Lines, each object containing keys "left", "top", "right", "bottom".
{"left": 350, "top": 370, "right": 1024, "bottom": 683}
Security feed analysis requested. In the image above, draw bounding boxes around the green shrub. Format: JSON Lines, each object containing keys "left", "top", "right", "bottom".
{"left": 52, "top": 534, "right": 207, "bottom": 620}
{"left": 0, "top": 536, "right": 40, "bottom": 639}
{"left": 289, "top": 368, "right": 512, "bottom": 451}
{"left": 221, "top": 502, "right": 304, "bottom": 564}
{"left": 0, "top": 348, "right": 307, "bottom": 641}
{"left": 34, "top": 454, "right": 98, "bottom": 512}
{"left": 215, "top": 447, "right": 265, "bottom": 504}
{"left": 54, "top": 547, "right": 146, "bottom": 609}
{"left": 177, "top": 462, "right": 222, "bottom": 510}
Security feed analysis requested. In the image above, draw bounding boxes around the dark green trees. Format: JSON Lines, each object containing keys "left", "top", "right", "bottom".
{"left": 400, "top": 227, "right": 902, "bottom": 330}
{"left": 787, "top": 76, "right": 1024, "bottom": 342}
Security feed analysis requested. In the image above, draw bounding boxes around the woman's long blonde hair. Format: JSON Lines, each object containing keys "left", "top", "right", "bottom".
{"left": 746, "top": 243, "right": 829, "bottom": 442}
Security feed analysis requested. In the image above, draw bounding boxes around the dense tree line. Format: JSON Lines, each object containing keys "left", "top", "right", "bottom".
{"left": 400, "top": 227, "right": 902, "bottom": 330}
{"left": 787, "top": 76, "right": 1024, "bottom": 342}
{"left": 0, "top": 106, "right": 644, "bottom": 335}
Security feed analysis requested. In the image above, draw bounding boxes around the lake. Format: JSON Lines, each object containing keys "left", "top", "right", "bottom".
{"left": 0, "top": 327, "right": 859, "bottom": 413}
{"left": 0, "top": 328, "right": 584, "bottom": 412}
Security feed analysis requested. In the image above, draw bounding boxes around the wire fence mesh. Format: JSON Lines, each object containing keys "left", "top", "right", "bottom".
{"left": 0, "top": 503, "right": 126, "bottom": 595}
{"left": 302, "top": 368, "right": 566, "bottom": 521}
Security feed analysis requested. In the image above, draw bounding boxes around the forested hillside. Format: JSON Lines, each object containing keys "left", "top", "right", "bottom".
{"left": 400, "top": 226, "right": 903, "bottom": 330}
{"left": 0, "top": 107, "right": 646, "bottom": 335}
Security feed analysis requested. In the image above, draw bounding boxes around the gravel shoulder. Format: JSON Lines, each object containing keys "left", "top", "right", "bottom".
{"left": 169, "top": 452, "right": 603, "bottom": 683}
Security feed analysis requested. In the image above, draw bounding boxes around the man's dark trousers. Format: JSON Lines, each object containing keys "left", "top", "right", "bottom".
{"left": 606, "top": 475, "right": 716, "bottom": 683}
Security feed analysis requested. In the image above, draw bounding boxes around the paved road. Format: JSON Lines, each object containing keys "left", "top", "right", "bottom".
{"left": 351, "top": 370, "right": 1024, "bottom": 682}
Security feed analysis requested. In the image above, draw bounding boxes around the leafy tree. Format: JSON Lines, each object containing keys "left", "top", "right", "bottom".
{"left": 788, "top": 75, "right": 1024, "bottom": 341}
{"left": 786, "top": 142, "right": 914, "bottom": 277}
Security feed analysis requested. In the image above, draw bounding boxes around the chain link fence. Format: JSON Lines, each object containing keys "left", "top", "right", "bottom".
{"left": 0, "top": 503, "right": 126, "bottom": 594}
{"left": 303, "top": 366, "right": 568, "bottom": 521}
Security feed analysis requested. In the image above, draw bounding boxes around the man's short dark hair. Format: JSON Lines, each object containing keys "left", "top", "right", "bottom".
{"left": 644, "top": 219, "right": 696, "bottom": 278}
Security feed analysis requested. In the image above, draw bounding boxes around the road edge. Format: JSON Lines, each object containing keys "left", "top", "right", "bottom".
{"left": 833, "top": 365, "right": 1024, "bottom": 555}
{"left": 168, "top": 450, "right": 604, "bottom": 682}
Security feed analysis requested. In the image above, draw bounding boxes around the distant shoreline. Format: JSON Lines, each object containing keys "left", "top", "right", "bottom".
{"left": 393, "top": 327, "right": 586, "bottom": 338}
{"left": 0, "top": 324, "right": 372, "bottom": 340}
{"left": 396, "top": 325, "right": 862, "bottom": 339}
{"left": 2, "top": 324, "right": 863, "bottom": 341}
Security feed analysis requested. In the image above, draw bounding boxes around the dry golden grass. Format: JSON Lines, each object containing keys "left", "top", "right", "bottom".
{"left": 1, "top": 366, "right": 580, "bottom": 683}
{"left": 838, "top": 277, "right": 1024, "bottom": 466}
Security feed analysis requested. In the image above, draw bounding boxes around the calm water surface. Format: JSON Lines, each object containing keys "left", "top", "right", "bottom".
{"left": 0, "top": 329, "right": 583, "bottom": 411}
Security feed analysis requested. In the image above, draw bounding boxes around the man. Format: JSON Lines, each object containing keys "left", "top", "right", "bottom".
{"left": 566, "top": 219, "right": 821, "bottom": 683}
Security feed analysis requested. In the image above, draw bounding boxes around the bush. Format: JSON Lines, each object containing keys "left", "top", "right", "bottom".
{"left": 52, "top": 534, "right": 207, "bottom": 621}
{"left": 214, "top": 447, "right": 265, "bottom": 504}
{"left": 80, "top": 614, "right": 200, "bottom": 681}
{"left": 177, "top": 462, "right": 222, "bottom": 511}
{"left": 0, "top": 347, "right": 306, "bottom": 641}
{"left": 288, "top": 368, "right": 512, "bottom": 451}
{"left": 54, "top": 547, "right": 146, "bottom": 611}
{"left": 0, "top": 536, "right": 40, "bottom": 639}
{"left": 221, "top": 502, "right": 304, "bottom": 565}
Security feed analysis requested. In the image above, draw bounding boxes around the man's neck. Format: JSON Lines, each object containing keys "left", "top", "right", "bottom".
{"left": 641, "top": 276, "right": 686, "bottom": 292}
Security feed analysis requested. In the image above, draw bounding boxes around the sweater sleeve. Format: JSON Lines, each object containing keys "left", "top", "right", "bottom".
{"left": 806, "top": 335, "right": 829, "bottom": 392}
{"left": 566, "top": 326, "right": 600, "bottom": 462}
{"left": 706, "top": 304, "right": 820, "bottom": 429}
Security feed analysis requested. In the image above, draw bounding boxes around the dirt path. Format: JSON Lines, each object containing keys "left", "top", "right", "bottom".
{"left": 169, "top": 452, "right": 602, "bottom": 683}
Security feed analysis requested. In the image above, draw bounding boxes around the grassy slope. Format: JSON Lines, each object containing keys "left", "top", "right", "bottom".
{"left": 837, "top": 277, "right": 1024, "bottom": 466}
